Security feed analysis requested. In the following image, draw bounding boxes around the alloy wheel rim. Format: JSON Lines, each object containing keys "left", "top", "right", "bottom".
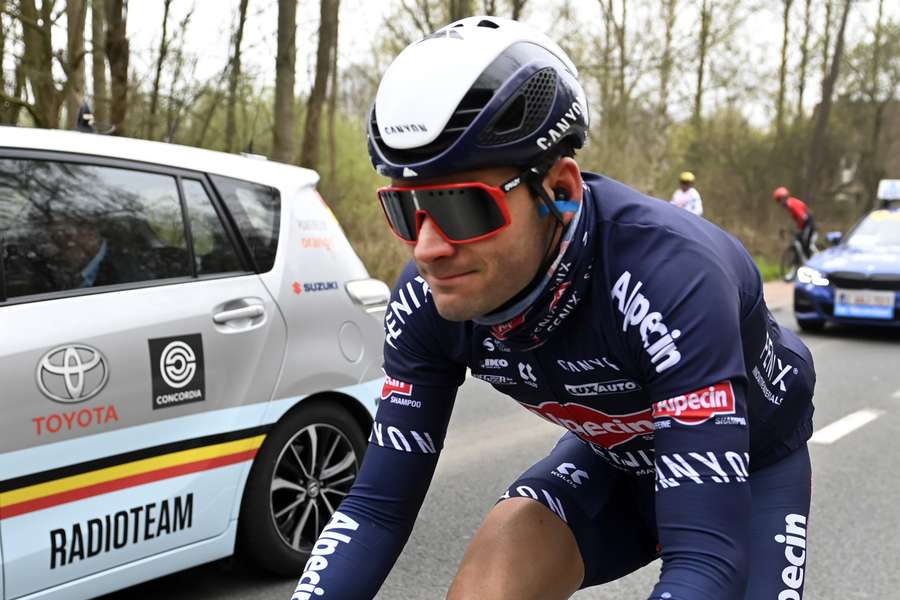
{"left": 269, "top": 423, "right": 359, "bottom": 552}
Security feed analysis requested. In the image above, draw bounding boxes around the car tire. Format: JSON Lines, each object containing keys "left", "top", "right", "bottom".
{"left": 797, "top": 319, "right": 825, "bottom": 333}
{"left": 237, "top": 401, "right": 367, "bottom": 576}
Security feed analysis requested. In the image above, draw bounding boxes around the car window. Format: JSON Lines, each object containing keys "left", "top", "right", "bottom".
{"left": 846, "top": 209, "right": 900, "bottom": 250}
{"left": 209, "top": 175, "right": 280, "bottom": 272}
{"left": 0, "top": 158, "right": 190, "bottom": 299}
{"left": 181, "top": 179, "right": 243, "bottom": 275}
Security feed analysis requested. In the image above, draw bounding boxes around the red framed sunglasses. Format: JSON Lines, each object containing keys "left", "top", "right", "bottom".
{"left": 377, "top": 171, "right": 531, "bottom": 244}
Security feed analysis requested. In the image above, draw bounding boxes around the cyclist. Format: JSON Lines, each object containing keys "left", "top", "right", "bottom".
{"left": 774, "top": 186, "right": 816, "bottom": 259}
{"left": 294, "top": 17, "right": 815, "bottom": 600}
{"left": 670, "top": 171, "right": 704, "bottom": 216}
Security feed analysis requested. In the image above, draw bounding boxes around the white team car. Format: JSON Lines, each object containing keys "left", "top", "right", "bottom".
{"left": 0, "top": 127, "right": 389, "bottom": 599}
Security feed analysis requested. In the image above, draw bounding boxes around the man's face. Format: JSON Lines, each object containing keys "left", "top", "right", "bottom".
{"left": 679, "top": 181, "right": 690, "bottom": 190}
{"left": 393, "top": 167, "right": 556, "bottom": 321}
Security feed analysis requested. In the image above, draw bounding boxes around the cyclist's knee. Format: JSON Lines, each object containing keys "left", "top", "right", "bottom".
{"left": 447, "top": 497, "right": 583, "bottom": 600}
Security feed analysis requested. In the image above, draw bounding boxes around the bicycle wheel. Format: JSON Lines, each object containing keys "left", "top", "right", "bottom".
{"left": 780, "top": 247, "right": 799, "bottom": 282}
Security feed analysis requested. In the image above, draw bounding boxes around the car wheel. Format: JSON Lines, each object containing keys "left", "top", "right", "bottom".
{"left": 797, "top": 318, "right": 825, "bottom": 333}
{"left": 237, "top": 401, "right": 367, "bottom": 575}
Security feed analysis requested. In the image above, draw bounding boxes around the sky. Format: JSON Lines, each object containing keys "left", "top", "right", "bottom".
{"left": 123, "top": 0, "right": 899, "bottom": 124}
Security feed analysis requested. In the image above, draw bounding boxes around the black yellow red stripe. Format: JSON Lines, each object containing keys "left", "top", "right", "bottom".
{"left": 0, "top": 429, "right": 267, "bottom": 520}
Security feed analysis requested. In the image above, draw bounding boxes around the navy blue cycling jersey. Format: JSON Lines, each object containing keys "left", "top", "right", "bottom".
{"left": 292, "top": 173, "right": 816, "bottom": 600}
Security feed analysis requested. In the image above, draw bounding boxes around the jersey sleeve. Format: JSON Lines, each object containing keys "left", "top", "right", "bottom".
{"left": 292, "top": 261, "right": 467, "bottom": 599}
{"left": 607, "top": 233, "right": 754, "bottom": 599}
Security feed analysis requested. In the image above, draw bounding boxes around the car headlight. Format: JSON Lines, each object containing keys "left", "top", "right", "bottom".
{"left": 797, "top": 266, "right": 830, "bottom": 286}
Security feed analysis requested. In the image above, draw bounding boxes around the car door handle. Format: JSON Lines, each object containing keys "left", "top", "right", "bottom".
{"left": 213, "top": 305, "right": 265, "bottom": 324}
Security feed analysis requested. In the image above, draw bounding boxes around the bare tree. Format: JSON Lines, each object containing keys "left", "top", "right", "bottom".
{"left": 795, "top": 0, "right": 812, "bottom": 121}
{"left": 803, "top": 0, "right": 852, "bottom": 199}
{"left": 64, "top": 0, "right": 87, "bottom": 129}
{"left": 163, "top": 7, "right": 196, "bottom": 141}
{"left": 0, "top": 0, "right": 7, "bottom": 106}
{"left": 775, "top": 0, "right": 793, "bottom": 138}
{"left": 448, "top": 0, "right": 472, "bottom": 21}
{"left": 146, "top": 0, "right": 172, "bottom": 139}
{"left": 658, "top": 0, "right": 677, "bottom": 122}
{"left": 272, "top": 0, "right": 296, "bottom": 163}
{"left": 510, "top": 0, "right": 526, "bottom": 19}
{"left": 18, "top": 0, "right": 65, "bottom": 127}
{"left": 692, "top": 0, "right": 712, "bottom": 128}
{"left": 91, "top": 0, "right": 108, "bottom": 127}
{"left": 300, "top": 0, "right": 339, "bottom": 171}
{"left": 105, "top": 0, "right": 129, "bottom": 135}
{"left": 327, "top": 4, "right": 339, "bottom": 182}
{"left": 481, "top": 0, "right": 496, "bottom": 14}
{"left": 225, "top": 0, "right": 249, "bottom": 153}
{"left": 821, "top": 0, "right": 833, "bottom": 84}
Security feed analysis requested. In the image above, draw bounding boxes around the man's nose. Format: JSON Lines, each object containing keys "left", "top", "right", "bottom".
{"left": 413, "top": 216, "right": 456, "bottom": 262}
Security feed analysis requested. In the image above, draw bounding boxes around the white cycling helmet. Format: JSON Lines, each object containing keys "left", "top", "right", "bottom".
{"left": 367, "top": 16, "right": 590, "bottom": 179}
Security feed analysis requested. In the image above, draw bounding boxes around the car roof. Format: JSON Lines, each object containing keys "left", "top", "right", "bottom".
{"left": 0, "top": 126, "right": 319, "bottom": 190}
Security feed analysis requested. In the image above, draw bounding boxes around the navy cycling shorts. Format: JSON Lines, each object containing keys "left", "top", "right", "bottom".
{"left": 500, "top": 434, "right": 812, "bottom": 598}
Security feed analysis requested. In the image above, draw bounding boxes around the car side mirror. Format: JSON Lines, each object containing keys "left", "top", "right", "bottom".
{"left": 826, "top": 231, "right": 843, "bottom": 246}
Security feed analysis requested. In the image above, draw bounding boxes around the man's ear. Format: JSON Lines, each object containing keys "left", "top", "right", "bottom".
{"left": 545, "top": 157, "right": 583, "bottom": 225}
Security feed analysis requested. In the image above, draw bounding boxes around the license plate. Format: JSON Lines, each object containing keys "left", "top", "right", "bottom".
{"left": 834, "top": 288, "right": 896, "bottom": 319}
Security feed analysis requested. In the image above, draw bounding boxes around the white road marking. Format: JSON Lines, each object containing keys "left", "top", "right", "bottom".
{"left": 810, "top": 409, "right": 885, "bottom": 445}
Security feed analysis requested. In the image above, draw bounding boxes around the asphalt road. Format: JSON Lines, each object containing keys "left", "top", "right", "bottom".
{"left": 106, "top": 287, "right": 900, "bottom": 600}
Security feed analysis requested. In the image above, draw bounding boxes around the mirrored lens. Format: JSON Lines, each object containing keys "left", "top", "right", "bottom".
{"left": 377, "top": 186, "right": 507, "bottom": 242}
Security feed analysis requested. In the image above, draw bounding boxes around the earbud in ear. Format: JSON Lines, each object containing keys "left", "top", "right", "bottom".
{"left": 554, "top": 188, "right": 569, "bottom": 201}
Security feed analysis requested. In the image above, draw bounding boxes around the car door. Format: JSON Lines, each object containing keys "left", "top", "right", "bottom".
{"left": 0, "top": 156, "right": 286, "bottom": 598}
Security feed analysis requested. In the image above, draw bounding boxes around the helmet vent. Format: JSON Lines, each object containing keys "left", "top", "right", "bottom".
{"left": 477, "top": 19, "right": 499, "bottom": 28}
{"left": 371, "top": 87, "right": 494, "bottom": 161}
{"left": 478, "top": 68, "right": 557, "bottom": 146}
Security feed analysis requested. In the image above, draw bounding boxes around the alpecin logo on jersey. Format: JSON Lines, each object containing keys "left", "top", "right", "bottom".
{"left": 525, "top": 402, "right": 654, "bottom": 448}
{"left": 652, "top": 381, "right": 736, "bottom": 426}
{"left": 610, "top": 270, "right": 681, "bottom": 373}
{"left": 491, "top": 311, "right": 528, "bottom": 340}
{"left": 381, "top": 376, "right": 412, "bottom": 400}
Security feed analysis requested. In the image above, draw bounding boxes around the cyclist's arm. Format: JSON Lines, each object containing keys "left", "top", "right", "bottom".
{"left": 647, "top": 380, "right": 751, "bottom": 600}
{"left": 292, "top": 261, "right": 466, "bottom": 599}
{"left": 292, "top": 382, "right": 457, "bottom": 600}
{"left": 608, "top": 239, "right": 754, "bottom": 600}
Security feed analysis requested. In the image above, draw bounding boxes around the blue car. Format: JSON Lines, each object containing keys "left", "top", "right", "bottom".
{"left": 794, "top": 205, "right": 900, "bottom": 331}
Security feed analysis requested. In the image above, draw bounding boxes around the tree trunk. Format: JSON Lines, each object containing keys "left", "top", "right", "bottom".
{"left": 803, "top": 0, "right": 852, "bottom": 200}
{"left": 865, "top": 0, "right": 885, "bottom": 207}
{"left": 105, "top": 0, "right": 129, "bottom": 136}
{"left": 300, "top": 0, "right": 339, "bottom": 171}
{"left": 795, "top": 0, "right": 811, "bottom": 121}
{"left": 65, "top": 0, "right": 87, "bottom": 129}
{"left": 225, "top": 0, "right": 249, "bottom": 153}
{"left": 448, "top": 0, "right": 472, "bottom": 22}
{"left": 146, "top": 0, "right": 172, "bottom": 139}
{"left": 658, "top": 0, "right": 676, "bottom": 121}
{"left": 91, "top": 0, "right": 108, "bottom": 127}
{"left": 775, "top": 0, "right": 792, "bottom": 138}
{"left": 692, "top": 0, "right": 712, "bottom": 128}
{"left": 821, "top": 0, "right": 833, "bottom": 84}
{"left": 20, "top": 0, "right": 62, "bottom": 128}
{"left": 481, "top": 0, "right": 496, "bottom": 15}
{"left": 0, "top": 0, "right": 7, "bottom": 100}
{"left": 510, "top": 0, "right": 526, "bottom": 20}
{"left": 327, "top": 7, "right": 338, "bottom": 183}
{"left": 272, "top": 0, "right": 296, "bottom": 163}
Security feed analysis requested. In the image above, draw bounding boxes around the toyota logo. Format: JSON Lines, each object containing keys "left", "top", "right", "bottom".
{"left": 36, "top": 344, "right": 109, "bottom": 404}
